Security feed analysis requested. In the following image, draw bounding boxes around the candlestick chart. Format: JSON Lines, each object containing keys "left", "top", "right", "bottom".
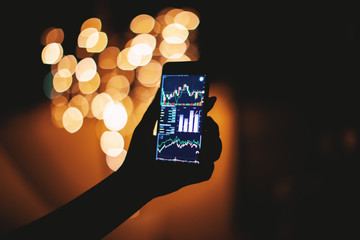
{"left": 161, "top": 75, "right": 205, "bottom": 106}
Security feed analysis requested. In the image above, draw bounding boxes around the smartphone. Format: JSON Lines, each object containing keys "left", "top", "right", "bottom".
{"left": 155, "top": 61, "right": 209, "bottom": 164}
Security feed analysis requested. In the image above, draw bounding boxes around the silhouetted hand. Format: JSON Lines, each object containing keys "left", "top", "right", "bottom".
{"left": 3, "top": 89, "right": 221, "bottom": 240}
{"left": 122, "top": 89, "right": 222, "bottom": 197}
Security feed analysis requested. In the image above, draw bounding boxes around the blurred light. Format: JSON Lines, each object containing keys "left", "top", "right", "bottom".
{"left": 75, "top": 57, "right": 97, "bottom": 82}
{"left": 69, "top": 95, "right": 89, "bottom": 117}
{"left": 106, "top": 149, "right": 127, "bottom": 171}
{"left": 58, "top": 55, "right": 77, "bottom": 77}
{"left": 91, "top": 92, "right": 113, "bottom": 120}
{"left": 163, "top": 54, "right": 191, "bottom": 63}
{"left": 121, "top": 96, "right": 134, "bottom": 116}
{"left": 117, "top": 47, "right": 136, "bottom": 70}
{"left": 159, "top": 40, "right": 187, "bottom": 59}
{"left": 41, "top": 43, "right": 63, "bottom": 64}
{"left": 51, "top": 94, "right": 68, "bottom": 107}
{"left": 136, "top": 60, "right": 162, "bottom": 87}
{"left": 81, "top": 18, "right": 102, "bottom": 32}
{"left": 78, "top": 28, "right": 98, "bottom": 48}
{"left": 98, "top": 46, "right": 120, "bottom": 69}
{"left": 153, "top": 120, "right": 158, "bottom": 136}
{"left": 53, "top": 72, "right": 73, "bottom": 93}
{"left": 78, "top": 72, "right": 100, "bottom": 94}
{"left": 130, "top": 14, "right": 155, "bottom": 34}
{"left": 103, "top": 101, "right": 128, "bottom": 131}
{"left": 87, "top": 31, "right": 108, "bottom": 53}
{"left": 43, "top": 71, "right": 61, "bottom": 99}
{"left": 164, "top": 8, "right": 184, "bottom": 25}
{"left": 41, "top": 27, "right": 64, "bottom": 45}
{"left": 62, "top": 107, "right": 83, "bottom": 133}
{"left": 51, "top": 104, "right": 67, "bottom": 128}
{"left": 162, "top": 23, "right": 189, "bottom": 44}
{"left": 174, "top": 11, "right": 200, "bottom": 30}
{"left": 105, "top": 75, "right": 130, "bottom": 101}
{"left": 128, "top": 44, "right": 153, "bottom": 66}
{"left": 100, "top": 131, "right": 124, "bottom": 157}
{"left": 41, "top": 9, "right": 201, "bottom": 171}
{"left": 131, "top": 34, "right": 156, "bottom": 50}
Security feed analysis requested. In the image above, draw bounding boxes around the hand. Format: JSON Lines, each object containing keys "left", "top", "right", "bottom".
{"left": 121, "top": 89, "right": 222, "bottom": 197}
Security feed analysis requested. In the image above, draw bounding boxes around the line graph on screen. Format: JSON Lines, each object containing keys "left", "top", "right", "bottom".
{"left": 161, "top": 83, "right": 205, "bottom": 106}
{"left": 157, "top": 136, "right": 200, "bottom": 153}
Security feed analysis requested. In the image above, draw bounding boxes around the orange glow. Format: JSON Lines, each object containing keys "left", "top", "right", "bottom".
{"left": 53, "top": 72, "right": 72, "bottom": 93}
{"left": 41, "top": 43, "right": 63, "bottom": 65}
{"left": 68, "top": 95, "right": 89, "bottom": 117}
{"left": 106, "top": 150, "right": 127, "bottom": 171}
{"left": 128, "top": 44, "right": 153, "bottom": 67}
{"left": 78, "top": 28, "right": 98, "bottom": 48}
{"left": 98, "top": 47, "right": 120, "bottom": 69}
{"left": 39, "top": 8, "right": 201, "bottom": 171}
{"left": 100, "top": 131, "right": 124, "bottom": 157}
{"left": 41, "top": 27, "right": 64, "bottom": 45}
{"left": 75, "top": 57, "right": 97, "bottom": 82}
{"left": 105, "top": 75, "right": 130, "bottom": 101}
{"left": 80, "top": 18, "right": 102, "bottom": 32}
{"left": 159, "top": 40, "right": 187, "bottom": 59}
{"left": 57, "top": 55, "right": 77, "bottom": 77}
{"left": 103, "top": 101, "right": 128, "bottom": 131}
{"left": 130, "top": 14, "right": 155, "bottom": 34}
{"left": 136, "top": 60, "right": 162, "bottom": 87}
{"left": 62, "top": 107, "right": 83, "bottom": 133}
{"left": 87, "top": 31, "right": 108, "bottom": 53}
{"left": 162, "top": 23, "right": 189, "bottom": 44}
{"left": 174, "top": 11, "right": 200, "bottom": 30}
{"left": 78, "top": 72, "right": 100, "bottom": 94}
{"left": 51, "top": 104, "right": 67, "bottom": 128}
{"left": 117, "top": 47, "right": 137, "bottom": 70}
{"left": 131, "top": 34, "right": 156, "bottom": 50}
{"left": 91, "top": 92, "right": 113, "bottom": 120}
{"left": 164, "top": 8, "right": 184, "bottom": 25}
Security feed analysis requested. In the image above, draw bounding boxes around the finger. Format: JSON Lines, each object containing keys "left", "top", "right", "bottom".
{"left": 204, "top": 96, "right": 216, "bottom": 115}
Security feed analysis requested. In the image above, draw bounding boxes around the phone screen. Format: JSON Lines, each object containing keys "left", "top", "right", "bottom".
{"left": 155, "top": 74, "right": 207, "bottom": 164}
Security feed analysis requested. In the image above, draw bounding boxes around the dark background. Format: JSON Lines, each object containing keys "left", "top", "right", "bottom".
{"left": 2, "top": 1, "right": 359, "bottom": 239}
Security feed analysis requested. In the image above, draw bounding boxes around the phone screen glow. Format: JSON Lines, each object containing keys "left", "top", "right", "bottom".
{"left": 155, "top": 74, "right": 206, "bottom": 164}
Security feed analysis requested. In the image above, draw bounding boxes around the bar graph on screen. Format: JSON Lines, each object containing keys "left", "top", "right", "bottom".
{"left": 178, "top": 110, "right": 200, "bottom": 133}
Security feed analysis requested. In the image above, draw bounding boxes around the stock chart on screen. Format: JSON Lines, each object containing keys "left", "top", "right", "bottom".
{"left": 156, "top": 75, "right": 206, "bottom": 164}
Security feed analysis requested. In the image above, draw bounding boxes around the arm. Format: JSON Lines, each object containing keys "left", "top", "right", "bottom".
{"left": 4, "top": 90, "right": 221, "bottom": 239}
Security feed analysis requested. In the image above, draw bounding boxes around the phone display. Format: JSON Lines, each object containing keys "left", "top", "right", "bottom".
{"left": 155, "top": 71, "right": 207, "bottom": 164}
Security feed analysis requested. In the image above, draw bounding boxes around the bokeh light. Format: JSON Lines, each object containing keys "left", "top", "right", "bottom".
{"left": 58, "top": 55, "right": 77, "bottom": 77}
{"left": 41, "top": 27, "right": 64, "bottom": 45}
{"left": 130, "top": 14, "right": 155, "bottom": 34}
{"left": 174, "top": 11, "right": 200, "bottom": 30}
{"left": 106, "top": 149, "right": 127, "bottom": 171}
{"left": 103, "top": 101, "right": 128, "bottom": 131}
{"left": 162, "top": 23, "right": 189, "bottom": 44}
{"left": 41, "top": 43, "right": 63, "bottom": 64}
{"left": 98, "top": 47, "right": 120, "bottom": 69}
{"left": 100, "top": 131, "right": 124, "bottom": 157}
{"left": 41, "top": 7, "right": 200, "bottom": 170}
{"left": 78, "top": 72, "right": 100, "bottom": 94}
{"left": 62, "top": 107, "right": 83, "bottom": 133}
{"left": 53, "top": 72, "right": 73, "bottom": 93}
{"left": 91, "top": 92, "right": 113, "bottom": 120}
{"left": 75, "top": 57, "right": 97, "bottom": 82}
